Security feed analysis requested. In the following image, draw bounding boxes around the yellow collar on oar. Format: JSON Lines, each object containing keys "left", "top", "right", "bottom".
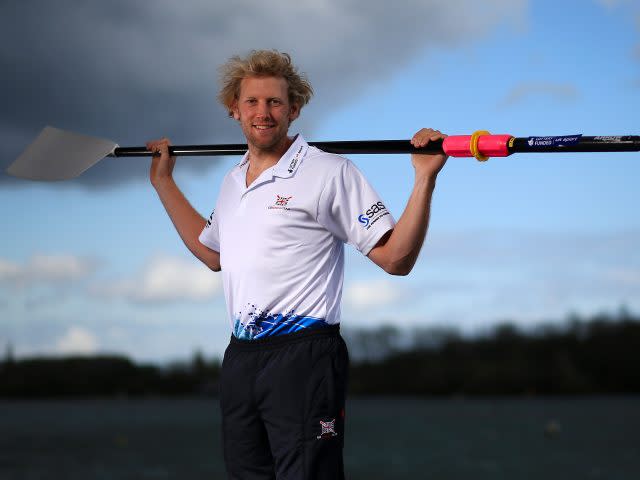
{"left": 470, "top": 130, "right": 491, "bottom": 161}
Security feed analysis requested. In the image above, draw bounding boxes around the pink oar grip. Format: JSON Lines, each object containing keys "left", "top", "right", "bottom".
{"left": 443, "top": 134, "right": 512, "bottom": 158}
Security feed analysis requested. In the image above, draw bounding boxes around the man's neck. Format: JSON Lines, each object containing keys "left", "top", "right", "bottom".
{"left": 245, "top": 136, "right": 294, "bottom": 186}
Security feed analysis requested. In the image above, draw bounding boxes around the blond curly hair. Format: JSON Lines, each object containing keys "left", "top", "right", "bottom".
{"left": 218, "top": 50, "right": 314, "bottom": 117}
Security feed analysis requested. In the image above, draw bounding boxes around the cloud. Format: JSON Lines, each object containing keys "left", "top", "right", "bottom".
{"left": 90, "top": 255, "right": 221, "bottom": 304}
{"left": 595, "top": 0, "right": 640, "bottom": 68}
{"left": 0, "top": 259, "right": 21, "bottom": 280}
{"left": 345, "top": 279, "right": 404, "bottom": 311}
{"left": 0, "top": 0, "right": 526, "bottom": 188}
{"left": 498, "top": 82, "right": 579, "bottom": 108}
{"left": 340, "top": 229, "right": 640, "bottom": 330}
{"left": 0, "top": 252, "right": 220, "bottom": 307}
{"left": 0, "top": 254, "right": 97, "bottom": 288}
{"left": 634, "top": 17, "right": 640, "bottom": 71}
{"left": 425, "top": 229, "right": 640, "bottom": 268}
{"left": 595, "top": 0, "right": 622, "bottom": 7}
{"left": 594, "top": 0, "right": 636, "bottom": 8}
{"left": 55, "top": 326, "right": 99, "bottom": 355}
{"left": 413, "top": 229, "right": 640, "bottom": 325}
{"left": 604, "top": 267, "right": 640, "bottom": 287}
{"left": 24, "top": 291, "right": 71, "bottom": 310}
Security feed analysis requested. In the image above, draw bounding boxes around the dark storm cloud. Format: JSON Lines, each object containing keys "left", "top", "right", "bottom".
{"left": 0, "top": 0, "right": 525, "bottom": 188}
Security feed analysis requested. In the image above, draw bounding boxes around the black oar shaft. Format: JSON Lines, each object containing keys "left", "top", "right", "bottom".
{"left": 112, "top": 140, "right": 443, "bottom": 157}
{"left": 111, "top": 136, "right": 640, "bottom": 158}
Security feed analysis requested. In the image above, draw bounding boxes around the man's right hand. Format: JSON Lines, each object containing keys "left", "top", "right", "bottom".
{"left": 146, "top": 137, "right": 176, "bottom": 187}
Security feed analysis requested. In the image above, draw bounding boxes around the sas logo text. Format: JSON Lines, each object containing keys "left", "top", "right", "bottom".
{"left": 357, "top": 201, "right": 388, "bottom": 230}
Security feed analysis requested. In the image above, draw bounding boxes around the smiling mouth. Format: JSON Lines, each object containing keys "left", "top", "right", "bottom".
{"left": 253, "top": 125, "right": 275, "bottom": 130}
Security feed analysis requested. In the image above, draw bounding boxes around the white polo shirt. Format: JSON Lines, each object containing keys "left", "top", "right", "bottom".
{"left": 199, "top": 134, "right": 395, "bottom": 340}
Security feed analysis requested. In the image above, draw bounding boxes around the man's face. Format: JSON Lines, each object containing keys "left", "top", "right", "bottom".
{"left": 232, "top": 76, "right": 300, "bottom": 153}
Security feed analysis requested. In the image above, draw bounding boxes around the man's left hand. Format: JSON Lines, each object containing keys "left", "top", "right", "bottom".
{"left": 410, "top": 128, "right": 448, "bottom": 179}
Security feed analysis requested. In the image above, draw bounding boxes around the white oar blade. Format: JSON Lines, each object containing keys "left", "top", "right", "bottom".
{"left": 6, "top": 126, "right": 118, "bottom": 181}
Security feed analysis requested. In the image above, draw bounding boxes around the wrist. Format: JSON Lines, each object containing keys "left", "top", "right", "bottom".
{"left": 414, "top": 171, "right": 437, "bottom": 190}
{"left": 152, "top": 175, "right": 175, "bottom": 192}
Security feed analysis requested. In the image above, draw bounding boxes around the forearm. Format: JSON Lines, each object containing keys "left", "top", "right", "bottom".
{"left": 369, "top": 173, "right": 437, "bottom": 275}
{"left": 153, "top": 177, "right": 220, "bottom": 271}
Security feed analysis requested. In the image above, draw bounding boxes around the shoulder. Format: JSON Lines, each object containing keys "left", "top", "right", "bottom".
{"left": 216, "top": 170, "right": 233, "bottom": 195}
{"left": 303, "top": 146, "right": 352, "bottom": 176}
{"left": 220, "top": 162, "right": 242, "bottom": 188}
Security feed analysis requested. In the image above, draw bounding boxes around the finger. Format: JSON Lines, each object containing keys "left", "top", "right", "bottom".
{"left": 412, "top": 131, "right": 426, "bottom": 147}
{"left": 412, "top": 129, "right": 448, "bottom": 147}
{"left": 154, "top": 137, "right": 171, "bottom": 146}
{"left": 155, "top": 138, "right": 172, "bottom": 155}
{"left": 147, "top": 137, "right": 170, "bottom": 148}
{"left": 421, "top": 128, "right": 438, "bottom": 145}
{"left": 418, "top": 132, "right": 432, "bottom": 147}
{"left": 147, "top": 141, "right": 165, "bottom": 157}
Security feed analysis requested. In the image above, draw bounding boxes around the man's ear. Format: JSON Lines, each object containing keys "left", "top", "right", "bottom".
{"left": 288, "top": 103, "right": 300, "bottom": 123}
{"left": 231, "top": 100, "right": 240, "bottom": 121}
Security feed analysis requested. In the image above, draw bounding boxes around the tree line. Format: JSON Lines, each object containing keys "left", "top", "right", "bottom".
{"left": 1, "top": 310, "right": 639, "bottom": 398}
{"left": 347, "top": 309, "right": 640, "bottom": 395}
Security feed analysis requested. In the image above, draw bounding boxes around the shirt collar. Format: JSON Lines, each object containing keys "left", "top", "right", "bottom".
{"left": 231, "top": 134, "right": 309, "bottom": 187}
{"left": 272, "top": 134, "right": 309, "bottom": 178}
{"left": 231, "top": 152, "right": 250, "bottom": 187}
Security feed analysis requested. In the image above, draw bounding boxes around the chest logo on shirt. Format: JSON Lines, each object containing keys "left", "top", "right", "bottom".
{"left": 268, "top": 194, "right": 293, "bottom": 210}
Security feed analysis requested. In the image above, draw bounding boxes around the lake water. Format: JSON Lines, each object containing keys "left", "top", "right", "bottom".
{"left": 1, "top": 396, "right": 638, "bottom": 479}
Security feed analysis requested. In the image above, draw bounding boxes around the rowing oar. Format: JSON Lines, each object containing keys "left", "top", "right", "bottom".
{"left": 6, "top": 126, "right": 640, "bottom": 181}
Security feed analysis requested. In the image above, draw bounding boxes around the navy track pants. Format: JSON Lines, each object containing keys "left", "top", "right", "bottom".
{"left": 220, "top": 325, "right": 348, "bottom": 480}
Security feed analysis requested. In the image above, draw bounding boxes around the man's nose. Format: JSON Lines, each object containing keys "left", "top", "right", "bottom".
{"left": 256, "top": 101, "right": 270, "bottom": 118}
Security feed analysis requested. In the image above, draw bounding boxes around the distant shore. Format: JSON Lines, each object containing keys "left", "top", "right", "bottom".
{"left": 2, "top": 310, "right": 639, "bottom": 398}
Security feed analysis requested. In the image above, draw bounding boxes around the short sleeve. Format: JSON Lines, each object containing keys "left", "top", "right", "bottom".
{"left": 317, "top": 158, "right": 395, "bottom": 255}
{"left": 199, "top": 208, "right": 220, "bottom": 252}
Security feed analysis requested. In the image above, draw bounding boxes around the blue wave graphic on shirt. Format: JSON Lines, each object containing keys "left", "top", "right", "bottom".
{"left": 233, "top": 314, "right": 328, "bottom": 340}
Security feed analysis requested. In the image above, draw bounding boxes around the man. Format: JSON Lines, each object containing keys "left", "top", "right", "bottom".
{"left": 147, "top": 50, "right": 447, "bottom": 480}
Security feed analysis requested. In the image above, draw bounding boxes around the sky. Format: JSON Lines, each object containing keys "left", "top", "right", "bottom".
{"left": 1, "top": 0, "right": 639, "bottom": 363}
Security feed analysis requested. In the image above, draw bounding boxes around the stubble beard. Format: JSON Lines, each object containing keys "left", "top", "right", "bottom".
{"left": 244, "top": 123, "right": 290, "bottom": 155}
